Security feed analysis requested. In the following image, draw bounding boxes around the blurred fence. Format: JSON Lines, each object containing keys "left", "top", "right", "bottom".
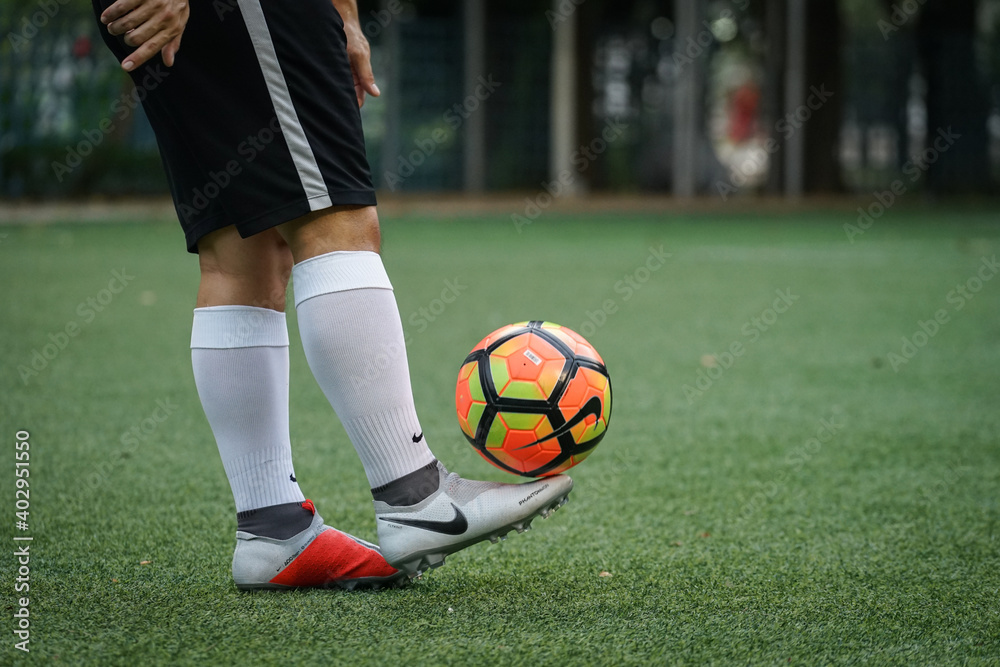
{"left": 1, "top": 1, "right": 164, "bottom": 197}
{"left": 1, "top": 0, "right": 998, "bottom": 199}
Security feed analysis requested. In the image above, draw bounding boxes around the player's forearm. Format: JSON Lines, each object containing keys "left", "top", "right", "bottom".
{"left": 331, "top": 0, "right": 360, "bottom": 25}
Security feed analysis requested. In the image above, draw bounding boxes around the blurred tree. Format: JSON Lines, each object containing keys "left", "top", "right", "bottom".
{"left": 804, "top": 0, "right": 843, "bottom": 192}
{"left": 916, "top": 0, "right": 992, "bottom": 193}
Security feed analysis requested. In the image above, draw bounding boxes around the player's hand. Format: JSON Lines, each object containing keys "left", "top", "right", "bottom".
{"left": 100, "top": 0, "right": 190, "bottom": 72}
{"left": 340, "top": 13, "right": 380, "bottom": 107}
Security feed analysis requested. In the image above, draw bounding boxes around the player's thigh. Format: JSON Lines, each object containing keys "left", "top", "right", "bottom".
{"left": 277, "top": 205, "right": 381, "bottom": 262}
{"left": 197, "top": 226, "right": 292, "bottom": 309}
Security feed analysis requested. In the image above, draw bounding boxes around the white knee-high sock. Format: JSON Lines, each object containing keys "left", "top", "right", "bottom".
{"left": 191, "top": 306, "right": 305, "bottom": 513}
{"left": 293, "top": 251, "right": 436, "bottom": 488}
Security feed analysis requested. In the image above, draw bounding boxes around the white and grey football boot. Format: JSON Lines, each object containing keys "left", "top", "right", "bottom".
{"left": 374, "top": 463, "right": 573, "bottom": 576}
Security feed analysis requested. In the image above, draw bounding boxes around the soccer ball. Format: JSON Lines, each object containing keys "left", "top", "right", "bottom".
{"left": 455, "top": 320, "right": 612, "bottom": 478}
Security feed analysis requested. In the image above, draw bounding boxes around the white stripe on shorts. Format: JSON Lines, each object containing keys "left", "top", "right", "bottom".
{"left": 237, "top": 0, "right": 333, "bottom": 211}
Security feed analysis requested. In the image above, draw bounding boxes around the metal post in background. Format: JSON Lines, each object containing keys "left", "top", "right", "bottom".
{"left": 672, "top": 0, "right": 705, "bottom": 198}
{"left": 549, "top": 0, "right": 580, "bottom": 194}
{"left": 784, "top": 0, "right": 806, "bottom": 198}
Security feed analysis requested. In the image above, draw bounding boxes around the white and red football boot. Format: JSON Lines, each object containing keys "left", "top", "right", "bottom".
{"left": 232, "top": 500, "right": 409, "bottom": 591}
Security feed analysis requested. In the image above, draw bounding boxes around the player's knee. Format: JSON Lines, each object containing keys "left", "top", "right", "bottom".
{"left": 197, "top": 231, "right": 292, "bottom": 310}
{"left": 365, "top": 216, "right": 382, "bottom": 253}
{"left": 280, "top": 205, "right": 381, "bottom": 258}
{"left": 338, "top": 206, "right": 381, "bottom": 253}
{"left": 275, "top": 243, "right": 293, "bottom": 283}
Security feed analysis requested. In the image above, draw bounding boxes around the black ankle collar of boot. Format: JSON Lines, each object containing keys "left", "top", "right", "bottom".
{"left": 237, "top": 500, "right": 313, "bottom": 540}
{"left": 371, "top": 460, "right": 441, "bottom": 506}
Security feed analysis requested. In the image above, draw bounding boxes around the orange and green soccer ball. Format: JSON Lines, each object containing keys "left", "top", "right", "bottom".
{"left": 455, "top": 321, "right": 612, "bottom": 478}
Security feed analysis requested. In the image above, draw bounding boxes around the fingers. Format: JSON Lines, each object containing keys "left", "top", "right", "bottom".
{"left": 100, "top": 0, "right": 143, "bottom": 26}
{"left": 360, "top": 73, "right": 380, "bottom": 99}
{"left": 122, "top": 30, "right": 173, "bottom": 71}
{"left": 353, "top": 54, "right": 380, "bottom": 98}
{"left": 100, "top": 0, "right": 188, "bottom": 72}
{"left": 119, "top": 6, "right": 182, "bottom": 49}
{"left": 104, "top": 0, "right": 162, "bottom": 36}
{"left": 349, "top": 49, "right": 379, "bottom": 108}
{"left": 339, "top": 17, "right": 378, "bottom": 107}
{"left": 162, "top": 33, "right": 183, "bottom": 67}
{"left": 353, "top": 72, "right": 379, "bottom": 108}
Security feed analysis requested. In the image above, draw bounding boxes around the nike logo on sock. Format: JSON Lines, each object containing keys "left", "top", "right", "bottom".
{"left": 378, "top": 503, "right": 468, "bottom": 535}
{"left": 412, "top": 432, "right": 423, "bottom": 443}
{"left": 289, "top": 473, "right": 297, "bottom": 482}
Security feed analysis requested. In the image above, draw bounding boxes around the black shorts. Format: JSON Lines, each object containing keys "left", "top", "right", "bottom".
{"left": 92, "top": 0, "right": 377, "bottom": 252}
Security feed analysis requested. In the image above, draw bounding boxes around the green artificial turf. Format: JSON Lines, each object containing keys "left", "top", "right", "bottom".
{"left": 2, "top": 208, "right": 998, "bottom": 665}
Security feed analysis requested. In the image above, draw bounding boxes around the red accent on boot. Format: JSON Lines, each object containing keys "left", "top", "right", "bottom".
{"left": 269, "top": 528, "right": 400, "bottom": 587}
{"left": 301, "top": 499, "right": 316, "bottom": 515}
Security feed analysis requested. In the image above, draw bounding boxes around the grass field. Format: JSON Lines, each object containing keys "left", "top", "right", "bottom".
{"left": 2, "top": 207, "right": 999, "bottom": 665}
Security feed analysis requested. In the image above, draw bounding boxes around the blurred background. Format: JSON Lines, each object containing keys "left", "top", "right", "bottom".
{"left": 1, "top": 0, "right": 999, "bottom": 201}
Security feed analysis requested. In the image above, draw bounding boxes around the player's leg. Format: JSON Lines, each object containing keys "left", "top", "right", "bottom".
{"left": 194, "top": 226, "right": 292, "bottom": 310}
{"left": 277, "top": 207, "right": 573, "bottom": 577}
{"left": 91, "top": 0, "right": 569, "bottom": 582}
{"left": 191, "top": 226, "right": 299, "bottom": 525}
{"left": 191, "top": 226, "right": 405, "bottom": 590}
{"left": 88, "top": 0, "right": 408, "bottom": 590}
{"left": 277, "top": 206, "right": 437, "bottom": 490}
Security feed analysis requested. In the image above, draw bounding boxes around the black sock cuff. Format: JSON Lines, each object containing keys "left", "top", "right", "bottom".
{"left": 237, "top": 501, "right": 313, "bottom": 540}
{"left": 371, "top": 460, "right": 441, "bottom": 506}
